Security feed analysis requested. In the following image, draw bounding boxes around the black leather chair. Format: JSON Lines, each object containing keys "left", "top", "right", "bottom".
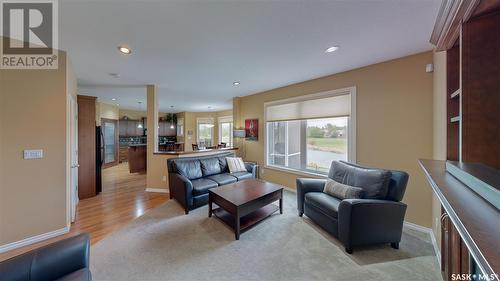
{"left": 167, "top": 152, "right": 258, "bottom": 214}
{"left": 297, "top": 161, "right": 409, "bottom": 254}
{"left": 0, "top": 233, "right": 91, "bottom": 281}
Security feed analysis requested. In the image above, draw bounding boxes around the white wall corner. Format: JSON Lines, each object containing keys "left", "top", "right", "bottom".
{"left": 404, "top": 221, "right": 441, "bottom": 265}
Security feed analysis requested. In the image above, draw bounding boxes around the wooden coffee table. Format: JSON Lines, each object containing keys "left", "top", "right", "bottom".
{"left": 208, "top": 179, "right": 283, "bottom": 240}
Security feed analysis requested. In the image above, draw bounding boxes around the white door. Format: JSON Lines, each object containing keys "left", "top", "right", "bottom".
{"left": 70, "top": 95, "right": 79, "bottom": 222}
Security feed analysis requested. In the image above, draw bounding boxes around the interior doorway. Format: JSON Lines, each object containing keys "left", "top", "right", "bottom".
{"left": 101, "top": 118, "right": 119, "bottom": 168}
{"left": 70, "top": 95, "right": 79, "bottom": 223}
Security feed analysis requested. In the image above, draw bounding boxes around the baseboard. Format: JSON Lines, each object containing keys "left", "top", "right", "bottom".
{"left": 404, "top": 221, "right": 441, "bottom": 265}
{"left": 0, "top": 226, "right": 69, "bottom": 254}
{"left": 282, "top": 186, "right": 297, "bottom": 193}
{"left": 145, "top": 188, "right": 169, "bottom": 193}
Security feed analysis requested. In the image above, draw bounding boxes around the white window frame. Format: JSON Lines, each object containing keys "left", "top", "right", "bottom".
{"left": 264, "top": 86, "right": 356, "bottom": 176}
{"left": 196, "top": 117, "right": 214, "bottom": 146}
{"left": 218, "top": 115, "right": 233, "bottom": 147}
{"left": 177, "top": 117, "right": 184, "bottom": 136}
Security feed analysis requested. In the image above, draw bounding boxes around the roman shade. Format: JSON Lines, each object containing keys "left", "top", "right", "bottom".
{"left": 265, "top": 92, "right": 351, "bottom": 122}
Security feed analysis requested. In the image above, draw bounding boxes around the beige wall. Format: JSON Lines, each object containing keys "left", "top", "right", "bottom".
{"left": 431, "top": 50, "right": 447, "bottom": 247}
{"left": 0, "top": 51, "right": 72, "bottom": 245}
{"left": 119, "top": 109, "right": 147, "bottom": 120}
{"left": 95, "top": 102, "right": 119, "bottom": 126}
{"left": 235, "top": 52, "right": 434, "bottom": 227}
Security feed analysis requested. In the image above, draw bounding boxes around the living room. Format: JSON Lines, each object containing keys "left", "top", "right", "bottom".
{"left": 1, "top": 1, "right": 499, "bottom": 281}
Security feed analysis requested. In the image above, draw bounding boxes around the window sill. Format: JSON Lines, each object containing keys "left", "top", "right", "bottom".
{"left": 264, "top": 164, "right": 329, "bottom": 179}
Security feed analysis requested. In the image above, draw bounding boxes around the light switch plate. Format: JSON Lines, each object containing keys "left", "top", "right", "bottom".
{"left": 24, "top": 149, "right": 43, "bottom": 159}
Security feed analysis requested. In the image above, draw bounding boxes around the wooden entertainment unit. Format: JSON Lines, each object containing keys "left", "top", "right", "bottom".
{"left": 422, "top": 1, "right": 500, "bottom": 280}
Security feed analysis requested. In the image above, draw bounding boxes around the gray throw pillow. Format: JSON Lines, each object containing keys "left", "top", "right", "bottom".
{"left": 323, "top": 179, "right": 363, "bottom": 200}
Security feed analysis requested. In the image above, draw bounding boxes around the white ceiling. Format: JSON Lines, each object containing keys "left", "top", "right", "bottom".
{"left": 61, "top": 0, "right": 440, "bottom": 112}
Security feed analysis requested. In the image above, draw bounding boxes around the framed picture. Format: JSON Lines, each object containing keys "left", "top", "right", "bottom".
{"left": 245, "top": 119, "right": 258, "bottom": 141}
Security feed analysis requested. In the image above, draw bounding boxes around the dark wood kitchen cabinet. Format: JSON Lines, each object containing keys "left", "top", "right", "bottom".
{"left": 119, "top": 119, "right": 145, "bottom": 137}
{"left": 158, "top": 118, "right": 176, "bottom": 136}
{"left": 119, "top": 119, "right": 128, "bottom": 136}
{"left": 77, "top": 95, "right": 97, "bottom": 199}
{"left": 119, "top": 145, "right": 128, "bottom": 163}
{"left": 440, "top": 211, "right": 470, "bottom": 280}
{"left": 126, "top": 120, "right": 137, "bottom": 136}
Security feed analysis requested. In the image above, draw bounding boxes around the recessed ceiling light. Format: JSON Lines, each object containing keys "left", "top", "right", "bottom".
{"left": 138, "top": 101, "right": 142, "bottom": 104}
{"left": 233, "top": 81, "right": 240, "bottom": 86}
{"left": 116, "top": 104, "right": 120, "bottom": 106}
{"left": 117, "top": 46, "right": 132, "bottom": 54}
{"left": 208, "top": 106, "right": 212, "bottom": 109}
{"left": 111, "top": 98, "right": 116, "bottom": 101}
{"left": 170, "top": 105, "right": 174, "bottom": 108}
{"left": 325, "top": 45, "right": 340, "bottom": 53}
{"left": 109, "top": 73, "right": 120, "bottom": 78}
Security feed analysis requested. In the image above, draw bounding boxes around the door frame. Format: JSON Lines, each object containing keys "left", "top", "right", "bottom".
{"left": 101, "top": 118, "right": 119, "bottom": 169}
{"left": 68, "top": 94, "right": 79, "bottom": 224}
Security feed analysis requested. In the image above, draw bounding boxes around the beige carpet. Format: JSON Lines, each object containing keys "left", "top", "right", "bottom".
{"left": 90, "top": 190, "right": 441, "bottom": 281}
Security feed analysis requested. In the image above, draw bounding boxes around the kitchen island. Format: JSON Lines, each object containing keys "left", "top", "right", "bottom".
{"left": 128, "top": 142, "right": 185, "bottom": 173}
{"left": 128, "top": 144, "right": 147, "bottom": 173}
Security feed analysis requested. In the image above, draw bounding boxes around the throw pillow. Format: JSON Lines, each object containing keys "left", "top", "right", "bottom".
{"left": 226, "top": 157, "right": 247, "bottom": 173}
{"left": 323, "top": 179, "right": 363, "bottom": 200}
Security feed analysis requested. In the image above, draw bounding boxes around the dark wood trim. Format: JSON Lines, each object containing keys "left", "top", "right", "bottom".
{"left": 419, "top": 159, "right": 499, "bottom": 280}
{"left": 77, "top": 95, "right": 97, "bottom": 199}
{"left": 101, "top": 118, "right": 119, "bottom": 169}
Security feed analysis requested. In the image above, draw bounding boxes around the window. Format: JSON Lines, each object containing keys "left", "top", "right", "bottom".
{"left": 197, "top": 118, "right": 214, "bottom": 147}
{"left": 265, "top": 87, "right": 356, "bottom": 175}
{"left": 177, "top": 118, "right": 184, "bottom": 136}
{"left": 218, "top": 116, "right": 233, "bottom": 147}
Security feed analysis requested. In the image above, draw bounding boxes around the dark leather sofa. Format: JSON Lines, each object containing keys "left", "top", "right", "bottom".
{"left": 0, "top": 233, "right": 91, "bottom": 281}
{"left": 297, "top": 161, "right": 409, "bottom": 254}
{"left": 167, "top": 152, "right": 257, "bottom": 214}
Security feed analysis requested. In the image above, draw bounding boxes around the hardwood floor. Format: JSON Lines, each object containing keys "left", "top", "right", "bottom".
{"left": 0, "top": 163, "right": 169, "bottom": 261}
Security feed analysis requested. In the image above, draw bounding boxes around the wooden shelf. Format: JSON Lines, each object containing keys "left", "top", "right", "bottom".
{"left": 450, "top": 116, "right": 461, "bottom": 123}
{"left": 419, "top": 160, "right": 499, "bottom": 279}
{"left": 450, "top": 89, "right": 461, "bottom": 99}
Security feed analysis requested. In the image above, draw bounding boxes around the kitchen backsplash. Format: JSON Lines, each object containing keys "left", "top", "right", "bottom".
{"left": 120, "top": 136, "right": 177, "bottom": 145}
{"left": 119, "top": 136, "right": 146, "bottom": 145}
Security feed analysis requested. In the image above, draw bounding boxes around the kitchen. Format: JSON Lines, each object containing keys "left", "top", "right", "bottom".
{"left": 119, "top": 112, "right": 184, "bottom": 173}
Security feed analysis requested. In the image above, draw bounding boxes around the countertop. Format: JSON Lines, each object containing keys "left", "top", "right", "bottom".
{"left": 154, "top": 147, "right": 237, "bottom": 156}
{"left": 126, "top": 142, "right": 184, "bottom": 147}
{"left": 419, "top": 159, "right": 499, "bottom": 279}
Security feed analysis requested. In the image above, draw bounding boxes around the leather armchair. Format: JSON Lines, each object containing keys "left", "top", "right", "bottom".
{"left": 338, "top": 199, "right": 407, "bottom": 252}
{"left": 297, "top": 161, "right": 409, "bottom": 254}
{"left": 0, "top": 233, "right": 91, "bottom": 281}
{"left": 296, "top": 178, "right": 327, "bottom": 216}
